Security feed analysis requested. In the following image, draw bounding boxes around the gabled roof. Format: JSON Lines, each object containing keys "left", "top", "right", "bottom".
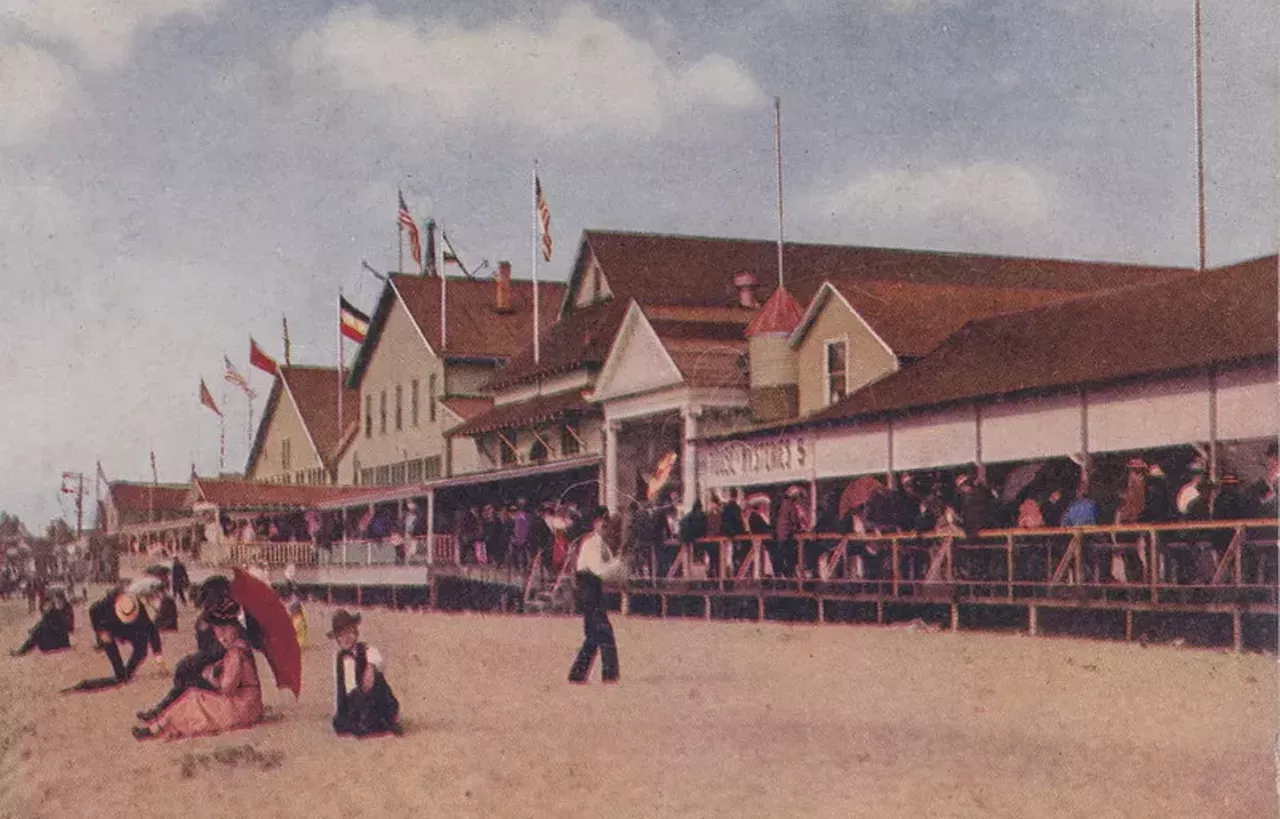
{"left": 666, "top": 338, "right": 748, "bottom": 390}
{"left": 446, "top": 389, "right": 597, "bottom": 437}
{"left": 245, "top": 366, "right": 359, "bottom": 476}
{"left": 803, "top": 255, "right": 1278, "bottom": 426}
{"left": 792, "top": 280, "right": 1084, "bottom": 358}
{"left": 348, "top": 275, "right": 566, "bottom": 387}
{"left": 484, "top": 299, "right": 630, "bottom": 392}
{"left": 441, "top": 396, "right": 495, "bottom": 426}
{"left": 190, "top": 477, "right": 381, "bottom": 511}
{"left": 746, "top": 285, "right": 804, "bottom": 337}
{"left": 566, "top": 230, "right": 1193, "bottom": 315}
{"left": 109, "top": 482, "right": 191, "bottom": 515}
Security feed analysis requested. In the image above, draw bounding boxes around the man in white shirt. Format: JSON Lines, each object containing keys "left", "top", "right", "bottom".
{"left": 568, "top": 506, "right": 621, "bottom": 684}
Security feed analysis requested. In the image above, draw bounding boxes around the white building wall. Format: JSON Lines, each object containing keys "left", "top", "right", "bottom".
{"left": 1216, "top": 361, "right": 1279, "bottom": 442}
{"left": 980, "top": 393, "right": 1082, "bottom": 463}
{"left": 891, "top": 407, "right": 979, "bottom": 471}
{"left": 1087, "top": 374, "right": 1212, "bottom": 453}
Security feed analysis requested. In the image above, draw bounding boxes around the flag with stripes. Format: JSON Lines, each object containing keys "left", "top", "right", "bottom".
{"left": 199, "top": 378, "right": 222, "bottom": 417}
{"left": 535, "top": 175, "right": 552, "bottom": 262}
{"left": 223, "top": 355, "right": 256, "bottom": 398}
{"left": 340, "top": 296, "right": 370, "bottom": 343}
{"left": 441, "top": 230, "right": 470, "bottom": 276}
{"left": 398, "top": 190, "right": 422, "bottom": 271}
{"left": 249, "top": 337, "right": 278, "bottom": 376}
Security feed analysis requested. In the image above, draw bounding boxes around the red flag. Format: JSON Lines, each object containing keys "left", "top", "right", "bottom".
{"left": 199, "top": 378, "right": 222, "bottom": 417}
{"left": 398, "top": 191, "right": 422, "bottom": 270}
{"left": 535, "top": 175, "right": 552, "bottom": 262}
{"left": 249, "top": 337, "right": 278, "bottom": 376}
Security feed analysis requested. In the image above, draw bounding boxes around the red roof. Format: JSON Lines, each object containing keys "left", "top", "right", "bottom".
{"left": 666, "top": 338, "right": 748, "bottom": 389}
{"left": 821, "top": 280, "right": 1085, "bottom": 357}
{"left": 746, "top": 286, "right": 804, "bottom": 336}
{"left": 446, "top": 390, "right": 597, "bottom": 437}
{"left": 245, "top": 367, "right": 359, "bottom": 476}
{"left": 441, "top": 396, "right": 494, "bottom": 423}
{"left": 109, "top": 482, "right": 190, "bottom": 515}
{"left": 484, "top": 300, "right": 630, "bottom": 392}
{"left": 573, "top": 230, "right": 1191, "bottom": 313}
{"left": 394, "top": 275, "right": 564, "bottom": 359}
{"left": 804, "top": 255, "right": 1278, "bottom": 425}
{"left": 191, "top": 477, "right": 383, "bottom": 511}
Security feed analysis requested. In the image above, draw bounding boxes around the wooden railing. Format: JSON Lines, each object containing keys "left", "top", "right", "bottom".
{"left": 626, "top": 519, "right": 1280, "bottom": 605}
{"left": 224, "top": 534, "right": 461, "bottom": 568}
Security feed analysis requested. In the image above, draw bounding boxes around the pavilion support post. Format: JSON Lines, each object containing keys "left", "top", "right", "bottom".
{"left": 426, "top": 489, "right": 435, "bottom": 568}
{"left": 950, "top": 603, "right": 960, "bottom": 632}
{"left": 1028, "top": 604, "right": 1038, "bottom": 636}
{"left": 1232, "top": 611, "right": 1243, "bottom": 653}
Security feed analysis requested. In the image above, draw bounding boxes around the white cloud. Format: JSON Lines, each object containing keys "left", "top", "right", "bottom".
{"left": 809, "top": 161, "right": 1059, "bottom": 248}
{"left": 8, "top": 0, "right": 226, "bottom": 69}
{"left": 287, "top": 3, "right": 766, "bottom": 138}
{"left": 0, "top": 44, "right": 84, "bottom": 147}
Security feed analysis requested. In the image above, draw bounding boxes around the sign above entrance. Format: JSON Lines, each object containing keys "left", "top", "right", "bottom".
{"left": 700, "top": 434, "right": 814, "bottom": 487}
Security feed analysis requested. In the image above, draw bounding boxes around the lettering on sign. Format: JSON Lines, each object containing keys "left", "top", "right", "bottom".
{"left": 702, "top": 436, "right": 812, "bottom": 482}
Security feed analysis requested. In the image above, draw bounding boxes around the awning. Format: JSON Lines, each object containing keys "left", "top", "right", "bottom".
{"left": 315, "top": 454, "right": 603, "bottom": 510}
{"left": 446, "top": 390, "right": 596, "bottom": 437}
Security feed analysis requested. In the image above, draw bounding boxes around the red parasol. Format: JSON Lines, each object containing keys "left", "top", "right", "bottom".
{"left": 839, "top": 475, "right": 885, "bottom": 519}
{"left": 230, "top": 568, "right": 302, "bottom": 698}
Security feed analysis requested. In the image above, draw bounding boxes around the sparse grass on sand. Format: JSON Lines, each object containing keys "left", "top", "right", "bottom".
{"left": 0, "top": 592, "right": 1275, "bottom": 818}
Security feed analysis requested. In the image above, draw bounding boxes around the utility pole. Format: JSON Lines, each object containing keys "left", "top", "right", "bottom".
{"left": 76, "top": 473, "right": 84, "bottom": 538}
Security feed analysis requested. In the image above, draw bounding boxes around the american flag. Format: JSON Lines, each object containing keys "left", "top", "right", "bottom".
{"left": 535, "top": 175, "right": 552, "bottom": 262}
{"left": 223, "top": 355, "right": 256, "bottom": 398}
{"left": 398, "top": 190, "right": 422, "bottom": 270}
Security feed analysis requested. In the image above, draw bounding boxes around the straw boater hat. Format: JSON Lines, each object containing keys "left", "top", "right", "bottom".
{"left": 114, "top": 593, "right": 140, "bottom": 625}
{"left": 327, "top": 609, "right": 361, "bottom": 638}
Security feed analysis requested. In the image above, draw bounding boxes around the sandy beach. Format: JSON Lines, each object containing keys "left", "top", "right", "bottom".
{"left": 0, "top": 591, "right": 1274, "bottom": 819}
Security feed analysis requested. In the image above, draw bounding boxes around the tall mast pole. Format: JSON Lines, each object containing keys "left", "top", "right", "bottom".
{"left": 774, "top": 96, "right": 785, "bottom": 289}
{"left": 532, "top": 163, "right": 541, "bottom": 365}
{"left": 1193, "top": 0, "right": 1207, "bottom": 274}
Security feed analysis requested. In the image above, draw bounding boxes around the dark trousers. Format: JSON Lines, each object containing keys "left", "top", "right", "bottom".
{"left": 569, "top": 572, "right": 618, "bottom": 683}
{"left": 103, "top": 636, "right": 150, "bottom": 681}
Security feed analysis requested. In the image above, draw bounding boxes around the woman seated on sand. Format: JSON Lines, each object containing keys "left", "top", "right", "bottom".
{"left": 10, "top": 594, "right": 72, "bottom": 656}
{"left": 132, "top": 606, "right": 263, "bottom": 741}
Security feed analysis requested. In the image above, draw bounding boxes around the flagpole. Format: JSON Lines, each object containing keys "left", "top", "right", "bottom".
{"left": 1193, "top": 0, "right": 1206, "bottom": 273}
{"left": 219, "top": 378, "right": 226, "bottom": 474}
{"left": 337, "top": 289, "right": 344, "bottom": 462}
{"left": 531, "top": 163, "right": 541, "bottom": 365}
{"left": 774, "top": 96, "right": 785, "bottom": 289}
{"left": 398, "top": 191, "right": 405, "bottom": 274}
{"left": 439, "top": 224, "right": 447, "bottom": 351}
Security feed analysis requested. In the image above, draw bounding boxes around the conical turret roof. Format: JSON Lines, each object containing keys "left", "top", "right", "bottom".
{"left": 745, "top": 285, "right": 804, "bottom": 337}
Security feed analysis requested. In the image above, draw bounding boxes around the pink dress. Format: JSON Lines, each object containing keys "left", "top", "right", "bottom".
{"left": 151, "top": 639, "right": 264, "bottom": 739}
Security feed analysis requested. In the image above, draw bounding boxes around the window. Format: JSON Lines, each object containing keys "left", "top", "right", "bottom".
{"left": 390, "top": 462, "right": 406, "bottom": 485}
{"left": 500, "top": 433, "right": 518, "bottom": 466}
{"left": 561, "top": 423, "right": 581, "bottom": 457}
{"left": 428, "top": 373, "right": 437, "bottom": 423}
{"left": 407, "top": 458, "right": 423, "bottom": 483}
{"left": 825, "top": 339, "right": 848, "bottom": 406}
{"left": 411, "top": 379, "right": 420, "bottom": 427}
{"left": 352, "top": 454, "right": 360, "bottom": 485}
{"left": 395, "top": 384, "right": 403, "bottom": 431}
{"left": 282, "top": 438, "right": 291, "bottom": 471}
{"left": 423, "top": 455, "right": 442, "bottom": 479}
{"left": 364, "top": 395, "right": 372, "bottom": 439}
{"left": 379, "top": 390, "right": 387, "bottom": 435}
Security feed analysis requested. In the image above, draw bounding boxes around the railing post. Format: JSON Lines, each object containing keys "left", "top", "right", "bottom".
{"left": 891, "top": 537, "right": 900, "bottom": 597}
{"left": 1149, "top": 528, "right": 1159, "bottom": 604}
{"left": 1006, "top": 534, "right": 1015, "bottom": 602}
{"left": 365, "top": 542, "right": 373, "bottom": 565}
{"left": 1234, "top": 524, "right": 1243, "bottom": 586}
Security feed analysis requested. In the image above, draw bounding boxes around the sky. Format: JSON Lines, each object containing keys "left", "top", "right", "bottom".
{"left": 0, "top": 0, "right": 1275, "bottom": 528}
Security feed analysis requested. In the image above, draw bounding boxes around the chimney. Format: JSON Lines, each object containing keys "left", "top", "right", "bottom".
{"left": 495, "top": 261, "right": 513, "bottom": 313}
{"left": 733, "top": 271, "right": 759, "bottom": 308}
{"left": 424, "top": 220, "right": 437, "bottom": 277}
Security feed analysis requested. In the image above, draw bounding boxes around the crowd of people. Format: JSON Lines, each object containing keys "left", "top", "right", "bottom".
{"left": 630, "top": 445, "right": 1279, "bottom": 588}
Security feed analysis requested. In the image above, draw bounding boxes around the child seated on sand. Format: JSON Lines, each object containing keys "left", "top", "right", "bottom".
{"left": 328, "top": 610, "right": 402, "bottom": 737}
